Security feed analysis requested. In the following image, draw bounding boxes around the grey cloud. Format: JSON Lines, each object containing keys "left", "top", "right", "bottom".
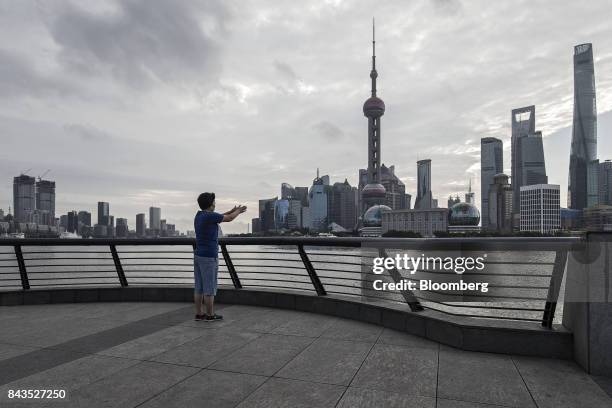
{"left": 2, "top": 0, "right": 612, "bottom": 233}
{"left": 312, "top": 120, "right": 345, "bottom": 140}
{"left": 0, "top": 49, "right": 75, "bottom": 97}
{"left": 64, "top": 123, "right": 113, "bottom": 142}
{"left": 274, "top": 60, "right": 298, "bottom": 81}
{"left": 47, "top": 0, "right": 229, "bottom": 89}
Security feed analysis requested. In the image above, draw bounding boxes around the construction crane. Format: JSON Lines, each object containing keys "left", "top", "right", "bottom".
{"left": 20, "top": 168, "right": 32, "bottom": 175}
{"left": 38, "top": 169, "right": 51, "bottom": 181}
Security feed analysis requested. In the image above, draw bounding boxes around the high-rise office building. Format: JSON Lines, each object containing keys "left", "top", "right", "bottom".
{"left": 66, "top": 211, "right": 79, "bottom": 233}
{"left": 136, "top": 213, "right": 146, "bottom": 236}
{"left": 78, "top": 211, "right": 91, "bottom": 227}
{"left": 59, "top": 215, "right": 68, "bottom": 230}
{"left": 149, "top": 207, "right": 161, "bottom": 231}
{"left": 301, "top": 206, "right": 311, "bottom": 230}
{"left": 294, "top": 187, "right": 309, "bottom": 207}
{"left": 568, "top": 43, "right": 597, "bottom": 210}
{"left": 511, "top": 106, "right": 535, "bottom": 214}
{"left": 287, "top": 200, "right": 303, "bottom": 230}
{"left": 251, "top": 218, "right": 260, "bottom": 233}
{"left": 587, "top": 160, "right": 600, "bottom": 207}
{"left": 309, "top": 172, "right": 329, "bottom": 232}
{"left": 116, "top": 218, "right": 128, "bottom": 238}
{"left": 35, "top": 179, "right": 55, "bottom": 226}
{"left": 599, "top": 160, "right": 612, "bottom": 205}
{"left": 414, "top": 159, "right": 433, "bottom": 210}
{"left": 511, "top": 107, "right": 548, "bottom": 217}
{"left": 97, "top": 202, "right": 110, "bottom": 226}
{"left": 107, "top": 215, "right": 115, "bottom": 237}
{"left": 520, "top": 184, "right": 560, "bottom": 234}
{"left": 258, "top": 197, "right": 277, "bottom": 232}
{"left": 481, "top": 137, "right": 503, "bottom": 230}
{"left": 519, "top": 131, "right": 548, "bottom": 185}
{"left": 360, "top": 21, "right": 387, "bottom": 215}
{"left": 13, "top": 175, "right": 36, "bottom": 223}
{"left": 281, "top": 183, "right": 296, "bottom": 200}
{"left": 274, "top": 200, "right": 290, "bottom": 230}
{"left": 329, "top": 179, "right": 358, "bottom": 231}
{"left": 488, "top": 173, "right": 513, "bottom": 234}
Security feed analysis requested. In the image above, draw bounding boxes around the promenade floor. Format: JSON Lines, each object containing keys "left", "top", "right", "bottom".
{"left": 0, "top": 302, "right": 610, "bottom": 408}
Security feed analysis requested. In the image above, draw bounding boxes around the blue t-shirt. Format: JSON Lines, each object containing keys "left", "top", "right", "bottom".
{"left": 194, "top": 210, "right": 224, "bottom": 257}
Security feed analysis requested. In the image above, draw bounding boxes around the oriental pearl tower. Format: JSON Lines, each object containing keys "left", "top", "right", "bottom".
{"left": 360, "top": 20, "right": 390, "bottom": 232}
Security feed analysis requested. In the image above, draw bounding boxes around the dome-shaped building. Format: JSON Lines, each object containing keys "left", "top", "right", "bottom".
{"left": 363, "top": 204, "right": 391, "bottom": 227}
{"left": 360, "top": 204, "right": 391, "bottom": 237}
{"left": 448, "top": 202, "right": 481, "bottom": 233}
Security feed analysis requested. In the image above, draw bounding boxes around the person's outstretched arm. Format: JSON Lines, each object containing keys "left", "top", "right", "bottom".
{"left": 223, "top": 206, "right": 239, "bottom": 215}
{"left": 222, "top": 205, "right": 247, "bottom": 222}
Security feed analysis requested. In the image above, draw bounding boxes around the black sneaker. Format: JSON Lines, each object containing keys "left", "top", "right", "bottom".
{"left": 204, "top": 314, "right": 223, "bottom": 322}
{"left": 195, "top": 314, "right": 205, "bottom": 321}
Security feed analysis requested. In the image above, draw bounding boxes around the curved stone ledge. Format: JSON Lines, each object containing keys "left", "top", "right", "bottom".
{"left": 0, "top": 285, "right": 572, "bottom": 359}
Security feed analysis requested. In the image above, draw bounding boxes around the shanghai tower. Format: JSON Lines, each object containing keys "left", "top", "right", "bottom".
{"left": 568, "top": 43, "right": 597, "bottom": 210}
{"left": 360, "top": 20, "right": 386, "bottom": 214}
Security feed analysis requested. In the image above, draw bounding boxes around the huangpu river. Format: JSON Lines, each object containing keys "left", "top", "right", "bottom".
{"left": 0, "top": 244, "right": 562, "bottom": 324}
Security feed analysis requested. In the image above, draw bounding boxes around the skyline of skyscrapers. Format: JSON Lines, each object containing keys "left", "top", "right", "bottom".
{"left": 568, "top": 43, "right": 598, "bottom": 210}
{"left": 3, "top": 36, "right": 610, "bottom": 236}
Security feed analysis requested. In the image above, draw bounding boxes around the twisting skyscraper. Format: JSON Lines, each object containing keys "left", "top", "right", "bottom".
{"left": 360, "top": 20, "right": 386, "bottom": 214}
{"left": 568, "top": 43, "right": 597, "bottom": 210}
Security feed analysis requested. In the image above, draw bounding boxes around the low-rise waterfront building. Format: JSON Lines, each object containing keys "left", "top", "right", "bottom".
{"left": 381, "top": 208, "right": 448, "bottom": 237}
{"left": 520, "top": 184, "right": 561, "bottom": 234}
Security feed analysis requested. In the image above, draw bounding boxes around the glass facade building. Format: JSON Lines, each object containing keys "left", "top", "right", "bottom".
{"left": 481, "top": 137, "right": 503, "bottom": 230}
{"left": 568, "top": 43, "right": 597, "bottom": 210}
{"left": 414, "top": 159, "right": 433, "bottom": 210}
{"left": 13, "top": 175, "right": 36, "bottom": 224}
{"left": 511, "top": 106, "right": 548, "bottom": 215}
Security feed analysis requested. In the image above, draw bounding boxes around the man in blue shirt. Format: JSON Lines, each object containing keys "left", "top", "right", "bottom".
{"left": 194, "top": 192, "right": 246, "bottom": 321}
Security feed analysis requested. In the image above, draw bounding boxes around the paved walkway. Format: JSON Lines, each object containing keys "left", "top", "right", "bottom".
{"left": 0, "top": 302, "right": 610, "bottom": 408}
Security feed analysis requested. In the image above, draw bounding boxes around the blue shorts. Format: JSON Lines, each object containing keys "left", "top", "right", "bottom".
{"left": 194, "top": 255, "right": 218, "bottom": 296}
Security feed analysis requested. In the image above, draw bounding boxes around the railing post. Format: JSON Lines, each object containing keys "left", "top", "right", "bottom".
{"left": 14, "top": 245, "right": 29, "bottom": 290}
{"left": 378, "top": 248, "right": 423, "bottom": 312}
{"left": 221, "top": 244, "right": 242, "bottom": 289}
{"left": 542, "top": 249, "right": 568, "bottom": 328}
{"left": 110, "top": 244, "right": 128, "bottom": 287}
{"left": 298, "top": 244, "right": 326, "bottom": 296}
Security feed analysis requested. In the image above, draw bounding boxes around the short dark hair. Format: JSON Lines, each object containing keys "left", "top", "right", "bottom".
{"left": 197, "top": 192, "right": 215, "bottom": 210}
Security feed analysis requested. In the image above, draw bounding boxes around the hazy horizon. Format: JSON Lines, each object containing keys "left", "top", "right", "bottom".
{"left": 1, "top": 0, "right": 611, "bottom": 233}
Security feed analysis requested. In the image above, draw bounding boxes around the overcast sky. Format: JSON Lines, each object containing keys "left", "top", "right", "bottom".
{"left": 1, "top": 0, "right": 611, "bottom": 233}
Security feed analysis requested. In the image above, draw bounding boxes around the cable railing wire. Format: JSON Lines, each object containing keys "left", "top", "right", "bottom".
{"left": 0, "top": 236, "right": 581, "bottom": 327}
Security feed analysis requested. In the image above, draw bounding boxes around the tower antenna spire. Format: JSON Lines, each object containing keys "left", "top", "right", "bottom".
{"left": 370, "top": 17, "right": 377, "bottom": 97}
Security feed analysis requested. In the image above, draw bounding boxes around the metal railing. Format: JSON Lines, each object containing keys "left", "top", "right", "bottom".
{"left": 0, "top": 236, "right": 582, "bottom": 328}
